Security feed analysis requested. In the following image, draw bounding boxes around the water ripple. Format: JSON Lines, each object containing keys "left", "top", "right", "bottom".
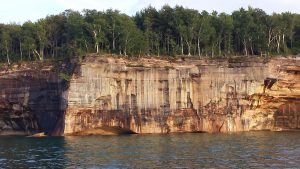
{"left": 0, "top": 132, "right": 300, "bottom": 168}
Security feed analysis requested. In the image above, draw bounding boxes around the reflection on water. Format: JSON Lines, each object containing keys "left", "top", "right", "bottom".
{"left": 0, "top": 132, "right": 300, "bottom": 168}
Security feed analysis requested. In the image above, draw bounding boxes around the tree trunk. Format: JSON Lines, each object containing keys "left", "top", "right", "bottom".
{"left": 249, "top": 38, "right": 254, "bottom": 55}
{"left": 185, "top": 40, "right": 191, "bottom": 56}
{"left": 157, "top": 34, "right": 160, "bottom": 57}
{"left": 51, "top": 42, "right": 55, "bottom": 58}
{"left": 167, "top": 36, "right": 170, "bottom": 55}
{"left": 112, "top": 22, "right": 115, "bottom": 50}
{"left": 181, "top": 36, "right": 184, "bottom": 55}
{"left": 282, "top": 34, "right": 286, "bottom": 53}
{"left": 227, "top": 35, "right": 231, "bottom": 54}
{"left": 139, "top": 49, "right": 141, "bottom": 58}
{"left": 96, "top": 43, "right": 99, "bottom": 53}
{"left": 39, "top": 47, "right": 44, "bottom": 61}
{"left": 211, "top": 45, "right": 214, "bottom": 58}
{"left": 151, "top": 37, "right": 154, "bottom": 55}
{"left": 197, "top": 37, "right": 201, "bottom": 58}
{"left": 5, "top": 42, "right": 10, "bottom": 65}
{"left": 276, "top": 35, "right": 281, "bottom": 54}
{"left": 290, "top": 30, "right": 294, "bottom": 48}
{"left": 267, "top": 28, "right": 273, "bottom": 52}
{"left": 55, "top": 40, "right": 58, "bottom": 58}
{"left": 187, "top": 44, "right": 191, "bottom": 56}
{"left": 84, "top": 40, "right": 88, "bottom": 53}
{"left": 19, "top": 40, "right": 23, "bottom": 61}
{"left": 218, "top": 40, "right": 221, "bottom": 57}
{"left": 243, "top": 39, "right": 248, "bottom": 56}
{"left": 33, "top": 49, "right": 42, "bottom": 61}
{"left": 32, "top": 50, "right": 37, "bottom": 60}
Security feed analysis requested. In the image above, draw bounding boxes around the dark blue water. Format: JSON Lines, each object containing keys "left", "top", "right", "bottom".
{"left": 0, "top": 132, "right": 300, "bottom": 169}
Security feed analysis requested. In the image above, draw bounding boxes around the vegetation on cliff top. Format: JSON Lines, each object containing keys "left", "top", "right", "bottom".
{"left": 0, "top": 5, "right": 300, "bottom": 64}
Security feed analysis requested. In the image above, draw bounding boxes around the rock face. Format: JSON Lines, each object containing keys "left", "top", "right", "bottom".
{"left": 0, "top": 56, "right": 299, "bottom": 135}
{"left": 0, "top": 61, "right": 75, "bottom": 135}
{"left": 64, "top": 56, "right": 300, "bottom": 134}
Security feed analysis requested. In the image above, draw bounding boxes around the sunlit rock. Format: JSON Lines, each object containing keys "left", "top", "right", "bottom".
{"left": 0, "top": 56, "right": 299, "bottom": 135}
{"left": 64, "top": 56, "right": 300, "bottom": 134}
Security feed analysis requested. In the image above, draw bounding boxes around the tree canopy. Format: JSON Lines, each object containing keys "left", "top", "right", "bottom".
{"left": 1, "top": 6, "right": 300, "bottom": 63}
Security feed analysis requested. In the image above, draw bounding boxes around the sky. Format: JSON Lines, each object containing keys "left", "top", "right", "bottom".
{"left": 0, "top": 0, "right": 299, "bottom": 24}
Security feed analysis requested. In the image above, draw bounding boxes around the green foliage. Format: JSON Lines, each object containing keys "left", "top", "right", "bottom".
{"left": 59, "top": 72, "right": 71, "bottom": 81}
{"left": 0, "top": 6, "right": 300, "bottom": 64}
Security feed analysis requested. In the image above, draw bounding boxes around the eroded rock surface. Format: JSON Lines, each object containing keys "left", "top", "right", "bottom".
{"left": 64, "top": 56, "right": 300, "bottom": 134}
{"left": 0, "top": 60, "right": 75, "bottom": 135}
{"left": 0, "top": 56, "right": 299, "bottom": 135}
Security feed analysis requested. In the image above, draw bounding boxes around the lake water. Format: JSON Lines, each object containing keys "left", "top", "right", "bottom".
{"left": 0, "top": 132, "right": 300, "bottom": 168}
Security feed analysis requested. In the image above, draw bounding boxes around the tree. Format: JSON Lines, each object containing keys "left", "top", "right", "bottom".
{"left": 135, "top": 6, "right": 160, "bottom": 56}
{"left": 21, "top": 22, "right": 37, "bottom": 60}
{"left": 217, "top": 13, "right": 233, "bottom": 56}
{"left": 63, "top": 9, "right": 86, "bottom": 56}
{"left": 84, "top": 9, "right": 106, "bottom": 53}
{"left": 33, "top": 19, "right": 47, "bottom": 60}
{"left": 159, "top": 5, "right": 177, "bottom": 56}
{"left": 0, "top": 25, "right": 12, "bottom": 64}
{"left": 233, "top": 8, "right": 255, "bottom": 56}
{"left": 282, "top": 12, "right": 296, "bottom": 53}
{"left": 44, "top": 14, "right": 66, "bottom": 58}
{"left": 105, "top": 9, "right": 122, "bottom": 52}
{"left": 0, "top": 6, "right": 300, "bottom": 64}
{"left": 248, "top": 8, "right": 268, "bottom": 55}
{"left": 174, "top": 6, "right": 199, "bottom": 56}
{"left": 118, "top": 14, "right": 144, "bottom": 55}
{"left": 194, "top": 11, "right": 215, "bottom": 57}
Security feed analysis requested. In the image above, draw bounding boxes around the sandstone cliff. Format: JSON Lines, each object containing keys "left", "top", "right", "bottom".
{"left": 0, "top": 56, "right": 299, "bottom": 135}
{"left": 64, "top": 56, "right": 300, "bottom": 134}
{"left": 0, "top": 60, "right": 76, "bottom": 135}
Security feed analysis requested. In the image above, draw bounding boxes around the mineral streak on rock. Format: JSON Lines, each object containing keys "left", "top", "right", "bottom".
{"left": 64, "top": 56, "right": 300, "bottom": 134}
{"left": 0, "top": 56, "right": 299, "bottom": 135}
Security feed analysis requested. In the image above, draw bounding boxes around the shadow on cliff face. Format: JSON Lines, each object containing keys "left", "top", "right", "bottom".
{"left": 31, "top": 59, "right": 80, "bottom": 136}
{"left": 26, "top": 77, "right": 68, "bottom": 136}
{"left": 0, "top": 99, "right": 39, "bottom": 135}
{"left": 0, "top": 58, "right": 80, "bottom": 136}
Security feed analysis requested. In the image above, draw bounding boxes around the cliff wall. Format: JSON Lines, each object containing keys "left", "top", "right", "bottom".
{"left": 0, "top": 56, "right": 299, "bottom": 135}
{"left": 64, "top": 56, "right": 300, "bottom": 134}
{"left": 0, "top": 61, "right": 75, "bottom": 135}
